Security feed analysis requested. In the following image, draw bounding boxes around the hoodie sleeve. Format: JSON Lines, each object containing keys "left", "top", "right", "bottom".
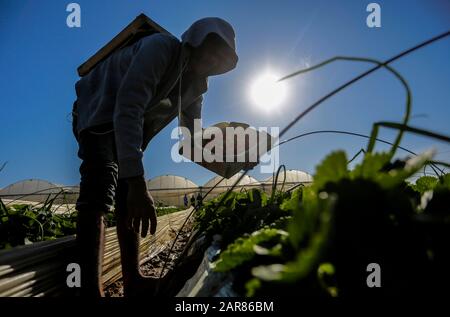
{"left": 114, "top": 34, "right": 178, "bottom": 179}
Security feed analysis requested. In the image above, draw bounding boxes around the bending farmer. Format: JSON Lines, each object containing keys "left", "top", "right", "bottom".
{"left": 71, "top": 17, "right": 238, "bottom": 297}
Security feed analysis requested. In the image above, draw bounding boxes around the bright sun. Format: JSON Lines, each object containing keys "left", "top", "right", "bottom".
{"left": 250, "top": 72, "right": 287, "bottom": 112}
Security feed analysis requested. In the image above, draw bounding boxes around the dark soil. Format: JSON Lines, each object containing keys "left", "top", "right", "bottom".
{"left": 104, "top": 222, "right": 193, "bottom": 297}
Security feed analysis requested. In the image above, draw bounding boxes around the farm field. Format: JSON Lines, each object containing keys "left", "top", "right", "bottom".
{"left": 0, "top": 1, "right": 449, "bottom": 302}
{"left": 0, "top": 208, "right": 192, "bottom": 296}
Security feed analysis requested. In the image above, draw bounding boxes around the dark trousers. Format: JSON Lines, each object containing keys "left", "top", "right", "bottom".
{"left": 76, "top": 123, "right": 121, "bottom": 213}
{"left": 74, "top": 123, "right": 141, "bottom": 296}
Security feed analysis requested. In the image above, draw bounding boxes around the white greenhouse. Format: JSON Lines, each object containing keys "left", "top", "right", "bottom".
{"left": 146, "top": 175, "right": 199, "bottom": 207}
{"left": 0, "top": 179, "right": 64, "bottom": 203}
{"left": 262, "top": 169, "right": 313, "bottom": 193}
{"left": 202, "top": 173, "right": 261, "bottom": 199}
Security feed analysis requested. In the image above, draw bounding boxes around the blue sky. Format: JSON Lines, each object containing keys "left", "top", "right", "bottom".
{"left": 0, "top": 0, "right": 449, "bottom": 188}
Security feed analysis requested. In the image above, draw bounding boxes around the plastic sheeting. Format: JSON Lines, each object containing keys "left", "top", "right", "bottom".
{"left": 147, "top": 175, "right": 199, "bottom": 207}
{"left": 262, "top": 169, "right": 313, "bottom": 193}
{"left": 202, "top": 173, "right": 261, "bottom": 199}
{"left": 176, "top": 235, "right": 237, "bottom": 297}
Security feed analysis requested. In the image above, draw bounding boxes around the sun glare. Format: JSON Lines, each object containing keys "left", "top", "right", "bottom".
{"left": 250, "top": 72, "right": 287, "bottom": 112}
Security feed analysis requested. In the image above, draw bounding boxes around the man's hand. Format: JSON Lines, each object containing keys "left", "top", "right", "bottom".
{"left": 126, "top": 175, "right": 157, "bottom": 237}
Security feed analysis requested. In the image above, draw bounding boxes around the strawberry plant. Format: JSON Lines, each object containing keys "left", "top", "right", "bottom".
{"left": 194, "top": 150, "right": 450, "bottom": 296}
{"left": 0, "top": 195, "right": 184, "bottom": 250}
{"left": 0, "top": 198, "right": 78, "bottom": 249}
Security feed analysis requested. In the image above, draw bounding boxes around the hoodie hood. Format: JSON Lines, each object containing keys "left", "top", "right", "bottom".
{"left": 181, "top": 17, "right": 238, "bottom": 75}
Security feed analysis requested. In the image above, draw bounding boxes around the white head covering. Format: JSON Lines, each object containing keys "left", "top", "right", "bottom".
{"left": 181, "top": 17, "right": 238, "bottom": 74}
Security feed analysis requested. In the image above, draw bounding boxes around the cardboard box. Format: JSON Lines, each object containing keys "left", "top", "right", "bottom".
{"left": 181, "top": 122, "right": 274, "bottom": 178}
{"left": 77, "top": 13, "right": 171, "bottom": 77}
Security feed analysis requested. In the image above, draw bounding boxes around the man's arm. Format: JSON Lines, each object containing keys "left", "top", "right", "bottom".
{"left": 114, "top": 33, "right": 178, "bottom": 179}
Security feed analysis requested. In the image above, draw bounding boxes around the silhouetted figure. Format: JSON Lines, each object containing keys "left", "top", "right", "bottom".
{"left": 196, "top": 193, "right": 203, "bottom": 207}
{"left": 72, "top": 17, "right": 238, "bottom": 297}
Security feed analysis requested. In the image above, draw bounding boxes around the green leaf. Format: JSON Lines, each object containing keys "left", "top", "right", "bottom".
{"left": 377, "top": 150, "right": 434, "bottom": 188}
{"left": 317, "top": 262, "right": 338, "bottom": 297}
{"left": 280, "top": 187, "right": 302, "bottom": 213}
{"left": 214, "top": 228, "right": 288, "bottom": 272}
{"left": 313, "top": 151, "right": 348, "bottom": 190}
{"left": 437, "top": 173, "right": 450, "bottom": 190}
{"left": 256, "top": 190, "right": 336, "bottom": 283}
{"left": 411, "top": 176, "right": 439, "bottom": 194}
{"left": 350, "top": 152, "right": 391, "bottom": 180}
{"left": 245, "top": 278, "right": 262, "bottom": 297}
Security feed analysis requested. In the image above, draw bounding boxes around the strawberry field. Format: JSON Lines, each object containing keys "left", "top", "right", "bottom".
{"left": 186, "top": 151, "right": 449, "bottom": 296}
{"left": 1, "top": 30, "right": 449, "bottom": 298}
